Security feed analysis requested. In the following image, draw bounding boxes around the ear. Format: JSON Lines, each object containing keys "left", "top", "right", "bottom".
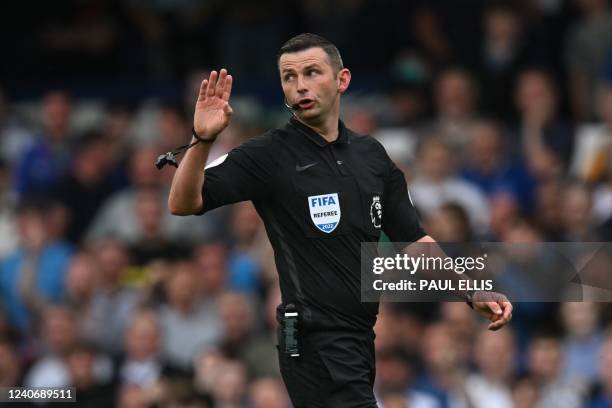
{"left": 337, "top": 68, "right": 351, "bottom": 95}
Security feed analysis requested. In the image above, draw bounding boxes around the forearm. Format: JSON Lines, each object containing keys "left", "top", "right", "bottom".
{"left": 168, "top": 139, "right": 213, "bottom": 215}
{"left": 410, "top": 235, "right": 477, "bottom": 303}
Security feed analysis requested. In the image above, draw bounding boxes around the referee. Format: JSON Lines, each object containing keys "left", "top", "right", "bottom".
{"left": 168, "top": 33, "right": 512, "bottom": 407}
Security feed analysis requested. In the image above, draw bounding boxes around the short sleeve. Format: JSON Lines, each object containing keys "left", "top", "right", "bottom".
{"left": 199, "top": 132, "right": 279, "bottom": 213}
{"left": 381, "top": 152, "right": 426, "bottom": 243}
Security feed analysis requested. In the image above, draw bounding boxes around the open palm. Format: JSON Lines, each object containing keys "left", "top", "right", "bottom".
{"left": 194, "top": 69, "right": 233, "bottom": 138}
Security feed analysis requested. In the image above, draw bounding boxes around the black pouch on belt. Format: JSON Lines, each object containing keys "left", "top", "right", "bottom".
{"left": 278, "top": 303, "right": 301, "bottom": 358}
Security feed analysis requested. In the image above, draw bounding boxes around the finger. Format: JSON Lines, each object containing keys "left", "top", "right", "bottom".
{"left": 198, "top": 79, "right": 208, "bottom": 100}
{"left": 501, "top": 301, "right": 513, "bottom": 321}
{"left": 224, "top": 103, "right": 233, "bottom": 116}
{"left": 487, "top": 301, "right": 503, "bottom": 316}
{"left": 222, "top": 75, "right": 233, "bottom": 101}
{"left": 488, "top": 313, "right": 508, "bottom": 329}
{"left": 488, "top": 313, "right": 510, "bottom": 330}
{"left": 216, "top": 69, "right": 227, "bottom": 98}
{"left": 488, "top": 320, "right": 504, "bottom": 330}
{"left": 207, "top": 70, "right": 218, "bottom": 97}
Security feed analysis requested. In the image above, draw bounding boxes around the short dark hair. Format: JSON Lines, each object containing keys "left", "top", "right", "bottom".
{"left": 277, "top": 33, "right": 343, "bottom": 73}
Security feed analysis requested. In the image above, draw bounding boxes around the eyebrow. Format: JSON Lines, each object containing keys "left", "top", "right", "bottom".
{"left": 281, "top": 63, "right": 322, "bottom": 74}
{"left": 303, "top": 64, "right": 321, "bottom": 71}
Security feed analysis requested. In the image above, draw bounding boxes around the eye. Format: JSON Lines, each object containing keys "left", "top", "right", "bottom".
{"left": 284, "top": 73, "right": 295, "bottom": 82}
{"left": 308, "top": 69, "right": 319, "bottom": 76}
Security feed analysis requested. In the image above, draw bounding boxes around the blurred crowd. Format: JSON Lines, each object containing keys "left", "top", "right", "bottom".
{"left": 2, "top": 0, "right": 612, "bottom": 407}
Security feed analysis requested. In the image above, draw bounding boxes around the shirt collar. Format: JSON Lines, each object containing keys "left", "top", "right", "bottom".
{"left": 288, "top": 116, "right": 350, "bottom": 147}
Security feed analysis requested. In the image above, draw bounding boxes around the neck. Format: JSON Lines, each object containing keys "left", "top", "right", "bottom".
{"left": 296, "top": 101, "right": 340, "bottom": 142}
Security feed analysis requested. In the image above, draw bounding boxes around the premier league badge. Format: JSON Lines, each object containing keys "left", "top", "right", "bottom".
{"left": 308, "top": 193, "right": 341, "bottom": 233}
{"left": 370, "top": 195, "right": 382, "bottom": 228}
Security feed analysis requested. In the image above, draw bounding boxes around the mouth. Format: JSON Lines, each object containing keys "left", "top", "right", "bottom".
{"left": 298, "top": 98, "right": 315, "bottom": 109}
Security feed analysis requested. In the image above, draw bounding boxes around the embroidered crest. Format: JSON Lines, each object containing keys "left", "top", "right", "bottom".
{"left": 308, "top": 193, "right": 341, "bottom": 233}
{"left": 370, "top": 195, "right": 382, "bottom": 228}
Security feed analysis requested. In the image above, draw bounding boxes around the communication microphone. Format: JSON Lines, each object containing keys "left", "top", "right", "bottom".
{"left": 284, "top": 98, "right": 300, "bottom": 112}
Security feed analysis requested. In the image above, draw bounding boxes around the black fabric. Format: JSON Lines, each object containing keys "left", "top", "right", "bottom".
{"left": 200, "top": 117, "right": 425, "bottom": 332}
{"left": 277, "top": 326, "right": 378, "bottom": 408}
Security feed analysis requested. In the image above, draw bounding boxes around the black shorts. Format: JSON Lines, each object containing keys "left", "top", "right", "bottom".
{"left": 277, "top": 329, "right": 378, "bottom": 408}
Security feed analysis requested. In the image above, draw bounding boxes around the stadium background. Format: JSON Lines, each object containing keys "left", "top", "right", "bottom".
{"left": 1, "top": 0, "right": 612, "bottom": 407}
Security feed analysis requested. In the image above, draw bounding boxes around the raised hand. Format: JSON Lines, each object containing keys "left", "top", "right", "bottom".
{"left": 194, "top": 69, "right": 233, "bottom": 139}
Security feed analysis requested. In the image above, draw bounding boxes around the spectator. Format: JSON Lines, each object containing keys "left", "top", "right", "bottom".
{"left": 193, "top": 241, "right": 228, "bottom": 299}
{"left": 227, "top": 202, "right": 265, "bottom": 294}
{"left": 412, "top": 323, "right": 469, "bottom": 407}
{"left": 511, "top": 374, "right": 540, "bottom": 408}
{"left": 100, "top": 104, "right": 135, "bottom": 191}
{"left": 374, "top": 347, "right": 439, "bottom": 408}
{"left": 561, "top": 302, "right": 603, "bottom": 386}
{"left": 497, "top": 220, "right": 577, "bottom": 306}
{"left": 526, "top": 329, "right": 584, "bottom": 408}
{"left": 193, "top": 347, "right": 226, "bottom": 401}
{"left": 54, "top": 131, "right": 114, "bottom": 243}
{"left": 533, "top": 178, "right": 565, "bottom": 239}
{"left": 217, "top": 292, "right": 278, "bottom": 379}
{"left": 439, "top": 302, "right": 477, "bottom": 363}
{"left": 510, "top": 68, "right": 574, "bottom": 178}
{"left": 487, "top": 192, "right": 522, "bottom": 241}
{"left": 81, "top": 240, "right": 140, "bottom": 355}
{"left": 565, "top": 0, "right": 612, "bottom": 121}
{"left": 159, "top": 261, "right": 221, "bottom": 372}
{"left": 64, "top": 251, "right": 99, "bottom": 309}
{"left": 0, "top": 200, "right": 73, "bottom": 332}
{"left": 465, "top": 328, "right": 516, "bottom": 408}
{"left": 460, "top": 120, "right": 536, "bottom": 213}
{"left": 430, "top": 68, "right": 479, "bottom": 156}
{"left": 209, "top": 359, "right": 248, "bottom": 408}
{"left": 61, "top": 342, "right": 116, "bottom": 408}
{"left": 128, "top": 187, "right": 191, "bottom": 266}
{"left": 424, "top": 203, "right": 473, "bottom": 242}
{"left": 409, "top": 137, "right": 490, "bottom": 233}
{"left": 560, "top": 182, "right": 599, "bottom": 241}
{"left": 477, "top": 3, "right": 532, "bottom": 120}
{"left": 13, "top": 90, "right": 74, "bottom": 199}
{"left": 382, "top": 64, "right": 429, "bottom": 126}
{"left": 24, "top": 305, "right": 78, "bottom": 387}
{"left": 118, "top": 309, "right": 165, "bottom": 388}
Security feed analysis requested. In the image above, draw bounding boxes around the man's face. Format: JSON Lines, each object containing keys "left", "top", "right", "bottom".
{"left": 279, "top": 47, "right": 347, "bottom": 124}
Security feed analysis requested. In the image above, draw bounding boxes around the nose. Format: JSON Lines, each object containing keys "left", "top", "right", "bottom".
{"left": 296, "top": 74, "right": 308, "bottom": 94}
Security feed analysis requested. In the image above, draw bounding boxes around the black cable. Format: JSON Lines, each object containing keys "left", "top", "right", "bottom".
{"left": 155, "top": 127, "right": 215, "bottom": 170}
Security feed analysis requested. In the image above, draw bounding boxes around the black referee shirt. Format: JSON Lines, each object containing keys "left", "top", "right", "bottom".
{"left": 200, "top": 116, "right": 425, "bottom": 332}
